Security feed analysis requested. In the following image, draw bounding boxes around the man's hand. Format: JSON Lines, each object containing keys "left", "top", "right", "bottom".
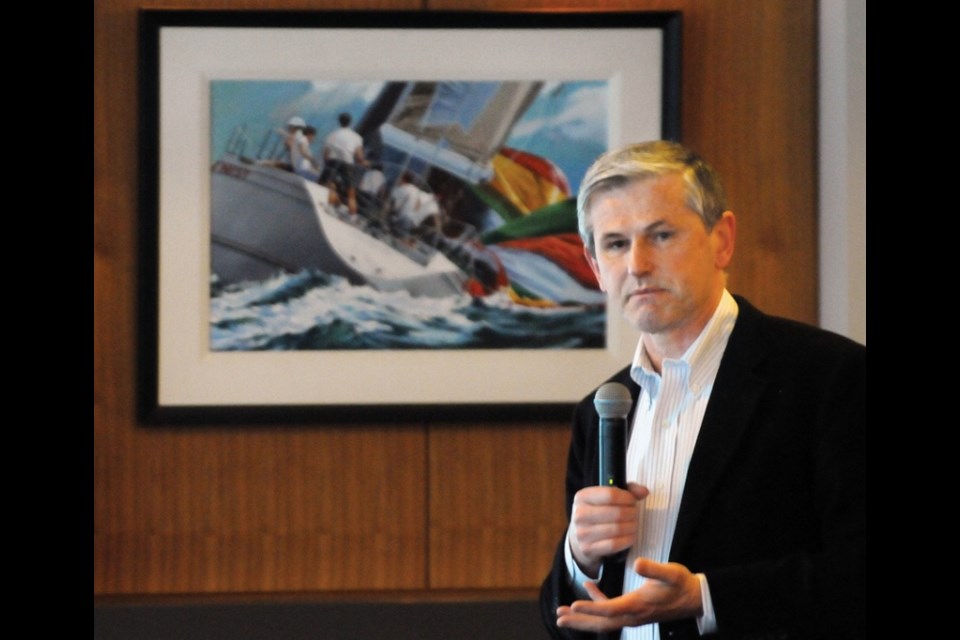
{"left": 568, "top": 482, "right": 649, "bottom": 575}
{"left": 556, "top": 558, "right": 703, "bottom": 632}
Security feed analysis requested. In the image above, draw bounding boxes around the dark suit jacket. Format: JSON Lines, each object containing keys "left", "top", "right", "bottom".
{"left": 540, "top": 296, "right": 865, "bottom": 640}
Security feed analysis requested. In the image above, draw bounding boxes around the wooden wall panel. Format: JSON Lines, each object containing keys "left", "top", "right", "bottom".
{"left": 94, "top": 0, "right": 817, "bottom": 598}
{"left": 428, "top": 423, "right": 570, "bottom": 589}
{"left": 93, "top": 425, "right": 429, "bottom": 593}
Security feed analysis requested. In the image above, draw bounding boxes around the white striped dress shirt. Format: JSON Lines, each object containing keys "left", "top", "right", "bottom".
{"left": 621, "top": 289, "right": 738, "bottom": 640}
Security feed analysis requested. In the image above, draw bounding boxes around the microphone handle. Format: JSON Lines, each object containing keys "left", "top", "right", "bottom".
{"left": 598, "top": 416, "right": 628, "bottom": 562}
{"left": 598, "top": 416, "right": 627, "bottom": 489}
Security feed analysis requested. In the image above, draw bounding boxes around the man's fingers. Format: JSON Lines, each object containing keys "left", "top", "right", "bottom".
{"left": 633, "top": 558, "right": 680, "bottom": 583}
{"left": 558, "top": 592, "right": 639, "bottom": 633}
{"left": 583, "top": 581, "right": 608, "bottom": 601}
{"left": 557, "top": 610, "right": 629, "bottom": 632}
{"left": 626, "top": 482, "right": 650, "bottom": 500}
{"left": 575, "top": 486, "right": 643, "bottom": 506}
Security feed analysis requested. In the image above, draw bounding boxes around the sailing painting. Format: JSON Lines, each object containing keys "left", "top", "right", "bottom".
{"left": 143, "top": 12, "right": 677, "bottom": 415}
{"left": 209, "top": 79, "right": 609, "bottom": 351}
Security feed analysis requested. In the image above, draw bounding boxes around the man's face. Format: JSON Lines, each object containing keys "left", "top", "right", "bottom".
{"left": 585, "top": 173, "right": 735, "bottom": 347}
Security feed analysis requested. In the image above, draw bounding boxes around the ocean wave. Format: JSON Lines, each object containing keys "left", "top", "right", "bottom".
{"left": 210, "top": 269, "right": 605, "bottom": 351}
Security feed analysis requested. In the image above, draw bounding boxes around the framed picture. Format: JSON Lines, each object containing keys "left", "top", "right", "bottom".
{"left": 138, "top": 9, "right": 681, "bottom": 423}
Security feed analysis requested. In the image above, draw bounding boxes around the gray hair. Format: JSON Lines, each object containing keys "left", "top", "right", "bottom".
{"left": 577, "top": 141, "right": 728, "bottom": 255}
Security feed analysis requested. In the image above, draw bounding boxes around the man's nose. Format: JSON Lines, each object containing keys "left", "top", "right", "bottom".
{"left": 627, "top": 241, "right": 652, "bottom": 276}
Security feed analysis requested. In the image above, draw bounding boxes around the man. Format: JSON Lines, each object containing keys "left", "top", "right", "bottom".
{"left": 540, "top": 141, "right": 865, "bottom": 640}
{"left": 322, "top": 112, "right": 367, "bottom": 214}
{"left": 290, "top": 125, "right": 322, "bottom": 182}
{"left": 388, "top": 171, "right": 442, "bottom": 237}
{"left": 279, "top": 116, "right": 308, "bottom": 172}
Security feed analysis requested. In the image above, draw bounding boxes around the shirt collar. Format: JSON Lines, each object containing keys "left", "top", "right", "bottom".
{"left": 630, "top": 289, "right": 739, "bottom": 397}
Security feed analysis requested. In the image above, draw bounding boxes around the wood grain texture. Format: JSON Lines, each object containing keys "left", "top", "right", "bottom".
{"left": 94, "top": 0, "right": 817, "bottom": 596}
{"left": 428, "top": 423, "right": 571, "bottom": 588}
{"left": 93, "top": 424, "right": 429, "bottom": 592}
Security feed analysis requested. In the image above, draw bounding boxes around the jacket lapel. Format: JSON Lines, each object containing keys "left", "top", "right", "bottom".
{"left": 669, "top": 297, "right": 769, "bottom": 560}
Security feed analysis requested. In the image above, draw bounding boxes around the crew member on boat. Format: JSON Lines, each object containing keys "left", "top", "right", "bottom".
{"left": 273, "top": 115, "right": 309, "bottom": 173}
{"left": 290, "top": 125, "right": 322, "bottom": 182}
{"left": 388, "top": 171, "right": 442, "bottom": 240}
{"left": 322, "top": 112, "right": 367, "bottom": 215}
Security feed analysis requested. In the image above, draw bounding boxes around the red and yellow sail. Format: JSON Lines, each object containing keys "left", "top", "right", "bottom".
{"left": 487, "top": 147, "right": 572, "bottom": 216}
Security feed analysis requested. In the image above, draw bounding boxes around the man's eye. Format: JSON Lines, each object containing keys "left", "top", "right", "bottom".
{"left": 651, "top": 231, "right": 674, "bottom": 243}
{"left": 602, "top": 239, "right": 628, "bottom": 251}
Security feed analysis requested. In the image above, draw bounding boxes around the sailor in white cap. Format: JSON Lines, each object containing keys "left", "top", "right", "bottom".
{"left": 278, "top": 116, "right": 315, "bottom": 178}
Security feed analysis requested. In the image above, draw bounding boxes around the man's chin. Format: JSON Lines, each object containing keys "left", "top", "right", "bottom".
{"left": 622, "top": 310, "right": 666, "bottom": 335}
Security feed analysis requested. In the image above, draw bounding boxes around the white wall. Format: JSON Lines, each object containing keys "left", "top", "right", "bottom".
{"left": 819, "top": 0, "right": 866, "bottom": 344}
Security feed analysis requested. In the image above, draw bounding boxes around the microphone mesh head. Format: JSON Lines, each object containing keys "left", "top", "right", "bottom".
{"left": 593, "top": 382, "right": 632, "bottom": 418}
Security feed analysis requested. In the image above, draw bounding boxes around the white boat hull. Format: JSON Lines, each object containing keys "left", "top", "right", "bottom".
{"left": 210, "top": 156, "right": 467, "bottom": 297}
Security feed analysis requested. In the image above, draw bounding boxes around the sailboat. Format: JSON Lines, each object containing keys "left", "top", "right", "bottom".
{"left": 210, "top": 81, "right": 604, "bottom": 307}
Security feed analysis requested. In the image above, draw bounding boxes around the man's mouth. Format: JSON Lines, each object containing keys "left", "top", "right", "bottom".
{"left": 625, "top": 287, "right": 664, "bottom": 306}
{"left": 629, "top": 285, "right": 665, "bottom": 298}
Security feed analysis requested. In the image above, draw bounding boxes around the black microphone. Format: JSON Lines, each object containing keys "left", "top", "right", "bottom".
{"left": 594, "top": 382, "right": 631, "bottom": 490}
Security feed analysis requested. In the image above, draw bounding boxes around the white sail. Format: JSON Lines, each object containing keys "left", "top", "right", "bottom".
{"left": 379, "top": 81, "right": 544, "bottom": 183}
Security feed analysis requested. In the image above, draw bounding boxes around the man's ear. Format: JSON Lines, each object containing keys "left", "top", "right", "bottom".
{"left": 583, "top": 244, "right": 606, "bottom": 292}
{"left": 712, "top": 211, "right": 736, "bottom": 270}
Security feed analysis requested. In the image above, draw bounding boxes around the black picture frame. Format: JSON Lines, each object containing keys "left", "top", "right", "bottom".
{"left": 137, "top": 9, "right": 682, "bottom": 424}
